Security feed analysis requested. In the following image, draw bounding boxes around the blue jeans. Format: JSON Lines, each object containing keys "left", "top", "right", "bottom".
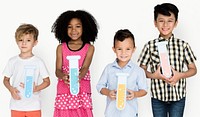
{"left": 151, "top": 97, "right": 185, "bottom": 117}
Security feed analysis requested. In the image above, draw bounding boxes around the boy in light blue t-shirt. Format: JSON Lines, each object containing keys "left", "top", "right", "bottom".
{"left": 96, "top": 29, "right": 147, "bottom": 117}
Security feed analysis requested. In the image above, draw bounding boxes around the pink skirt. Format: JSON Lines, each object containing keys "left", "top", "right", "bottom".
{"left": 54, "top": 108, "right": 93, "bottom": 117}
{"left": 54, "top": 79, "right": 93, "bottom": 117}
{"left": 53, "top": 92, "right": 93, "bottom": 117}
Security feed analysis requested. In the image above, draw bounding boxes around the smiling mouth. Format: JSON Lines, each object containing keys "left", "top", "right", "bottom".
{"left": 120, "top": 56, "right": 128, "bottom": 59}
{"left": 162, "top": 28, "right": 170, "bottom": 31}
{"left": 71, "top": 34, "right": 79, "bottom": 38}
{"left": 21, "top": 47, "right": 27, "bottom": 48}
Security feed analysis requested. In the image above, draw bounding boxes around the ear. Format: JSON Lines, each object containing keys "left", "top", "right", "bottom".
{"left": 132, "top": 46, "right": 136, "bottom": 53}
{"left": 34, "top": 40, "right": 38, "bottom": 46}
{"left": 112, "top": 47, "right": 116, "bottom": 53}
{"left": 154, "top": 20, "right": 157, "bottom": 27}
{"left": 174, "top": 20, "right": 178, "bottom": 28}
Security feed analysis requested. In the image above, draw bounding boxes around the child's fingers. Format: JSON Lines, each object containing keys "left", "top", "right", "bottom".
{"left": 108, "top": 90, "right": 116, "bottom": 100}
{"left": 63, "top": 75, "right": 70, "bottom": 84}
{"left": 12, "top": 88, "right": 21, "bottom": 100}
{"left": 19, "top": 82, "right": 24, "bottom": 88}
{"left": 126, "top": 94, "right": 134, "bottom": 100}
{"left": 126, "top": 89, "right": 135, "bottom": 100}
{"left": 63, "top": 76, "right": 69, "bottom": 81}
{"left": 64, "top": 80, "right": 70, "bottom": 84}
{"left": 13, "top": 94, "right": 21, "bottom": 100}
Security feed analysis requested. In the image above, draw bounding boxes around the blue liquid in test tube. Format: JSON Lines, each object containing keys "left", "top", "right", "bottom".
{"left": 25, "top": 76, "right": 33, "bottom": 98}
{"left": 67, "top": 55, "right": 81, "bottom": 95}
{"left": 70, "top": 68, "right": 79, "bottom": 95}
{"left": 24, "top": 66, "right": 35, "bottom": 98}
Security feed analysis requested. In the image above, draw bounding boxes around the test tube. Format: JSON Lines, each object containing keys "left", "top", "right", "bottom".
{"left": 116, "top": 73, "right": 129, "bottom": 110}
{"left": 24, "top": 66, "right": 35, "bottom": 98}
{"left": 156, "top": 41, "right": 172, "bottom": 78}
{"left": 67, "top": 55, "right": 81, "bottom": 95}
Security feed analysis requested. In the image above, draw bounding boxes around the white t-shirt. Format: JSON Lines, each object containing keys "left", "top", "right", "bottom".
{"left": 3, "top": 55, "right": 49, "bottom": 111}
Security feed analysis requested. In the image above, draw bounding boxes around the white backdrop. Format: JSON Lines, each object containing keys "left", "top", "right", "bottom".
{"left": 0, "top": 0, "right": 199, "bottom": 117}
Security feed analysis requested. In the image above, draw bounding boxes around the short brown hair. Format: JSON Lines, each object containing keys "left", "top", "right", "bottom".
{"left": 113, "top": 29, "right": 135, "bottom": 47}
{"left": 15, "top": 23, "right": 39, "bottom": 40}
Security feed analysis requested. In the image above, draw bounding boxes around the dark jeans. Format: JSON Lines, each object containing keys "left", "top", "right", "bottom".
{"left": 151, "top": 97, "right": 185, "bottom": 117}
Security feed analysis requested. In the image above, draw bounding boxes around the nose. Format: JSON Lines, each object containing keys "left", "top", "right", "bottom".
{"left": 122, "top": 50, "right": 126, "bottom": 54}
{"left": 22, "top": 40, "right": 26, "bottom": 45}
{"left": 72, "top": 26, "right": 76, "bottom": 31}
{"left": 164, "top": 21, "right": 168, "bottom": 26}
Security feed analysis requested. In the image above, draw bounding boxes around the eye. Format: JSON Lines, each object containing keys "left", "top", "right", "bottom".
{"left": 76, "top": 25, "right": 81, "bottom": 28}
{"left": 18, "top": 39, "right": 23, "bottom": 41}
{"left": 67, "top": 25, "right": 72, "bottom": 29}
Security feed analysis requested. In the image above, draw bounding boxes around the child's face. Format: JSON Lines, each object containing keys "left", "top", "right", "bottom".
{"left": 16, "top": 34, "right": 37, "bottom": 54}
{"left": 113, "top": 38, "right": 135, "bottom": 66}
{"left": 67, "top": 18, "right": 83, "bottom": 41}
{"left": 154, "top": 13, "right": 178, "bottom": 39}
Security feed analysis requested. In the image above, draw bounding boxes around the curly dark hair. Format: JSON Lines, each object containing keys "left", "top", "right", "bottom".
{"left": 51, "top": 10, "right": 99, "bottom": 44}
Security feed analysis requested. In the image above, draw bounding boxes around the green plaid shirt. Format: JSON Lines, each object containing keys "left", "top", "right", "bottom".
{"left": 138, "top": 34, "right": 196, "bottom": 101}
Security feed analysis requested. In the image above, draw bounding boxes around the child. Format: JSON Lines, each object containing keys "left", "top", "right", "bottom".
{"left": 96, "top": 29, "right": 147, "bottom": 117}
{"left": 51, "top": 10, "right": 99, "bottom": 117}
{"left": 3, "top": 23, "right": 50, "bottom": 117}
{"left": 138, "top": 3, "right": 197, "bottom": 117}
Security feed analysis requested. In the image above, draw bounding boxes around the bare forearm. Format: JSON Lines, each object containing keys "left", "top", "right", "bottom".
{"left": 180, "top": 69, "right": 197, "bottom": 79}
{"left": 140, "top": 65, "right": 153, "bottom": 79}
{"left": 140, "top": 65, "right": 161, "bottom": 80}
{"left": 34, "top": 77, "right": 50, "bottom": 92}
{"left": 3, "top": 77, "right": 13, "bottom": 92}
{"left": 100, "top": 88, "right": 110, "bottom": 96}
{"left": 143, "top": 70, "right": 154, "bottom": 79}
{"left": 134, "top": 90, "right": 147, "bottom": 98}
{"left": 56, "top": 69, "right": 66, "bottom": 79}
{"left": 79, "top": 67, "right": 89, "bottom": 79}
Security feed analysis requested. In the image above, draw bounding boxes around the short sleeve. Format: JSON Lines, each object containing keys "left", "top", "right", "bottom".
{"left": 38, "top": 59, "right": 49, "bottom": 79}
{"left": 2, "top": 59, "right": 12, "bottom": 78}
{"left": 138, "top": 43, "right": 150, "bottom": 66}
{"left": 96, "top": 65, "right": 109, "bottom": 94}
{"left": 184, "top": 43, "right": 196, "bottom": 65}
{"left": 137, "top": 68, "right": 148, "bottom": 92}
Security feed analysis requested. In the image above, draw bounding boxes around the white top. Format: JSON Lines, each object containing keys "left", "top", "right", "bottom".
{"left": 2, "top": 55, "right": 49, "bottom": 111}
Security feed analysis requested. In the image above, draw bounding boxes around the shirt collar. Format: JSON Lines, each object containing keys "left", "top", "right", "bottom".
{"left": 112, "top": 59, "right": 133, "bottom": 69}
{"left": 158, "top": 34, "right": 174, "bottom": 42}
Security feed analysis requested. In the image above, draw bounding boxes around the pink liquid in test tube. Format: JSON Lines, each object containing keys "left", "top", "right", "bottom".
{"left": 156, "top": 41, "right": 172, "bottom": 78}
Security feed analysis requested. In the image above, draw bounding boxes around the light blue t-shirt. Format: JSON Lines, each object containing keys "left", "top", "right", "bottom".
{"left": 96, "top": 60, "right": 148, "bottom": 117}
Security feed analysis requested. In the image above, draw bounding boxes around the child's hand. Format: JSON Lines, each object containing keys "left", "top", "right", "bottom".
{"left": 20, "top": 82, "right": 38, "bottom": 93}
{"left": 33, "top": 82, "right": 39, "bottom": 93}
{"left": 10, "top": 87, "right": 21, "bottom": 100}
{"left": 108, "top": 90, "right": 116, "bottom": 100}
{"left": 78, "top": 72, "right": 83, "bottom": 82}
{"left": 19, "top": 82, "right": 24, "bottom": 88}
{"left": 168, "top": 68, "right": 181, "bottom": 86}
{"left": 126, "top": 89, "right": 135, "bottom": 100}
{"left": 62, "top": 74, "right": 69, "bottom": 84}
{"left": 154, "top": 66, "right": 170, "bottom": 83}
